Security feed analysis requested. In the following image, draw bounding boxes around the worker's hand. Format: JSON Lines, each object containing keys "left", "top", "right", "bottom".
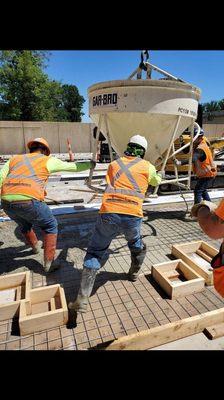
{"left": 90, "top": 160, "right": 96, "bottom": 169}
{"left": 191, "top": 201, "right": 217, "bottom": 218}
{"left": 173, "top": 158, "right": 182, "bottom": 166}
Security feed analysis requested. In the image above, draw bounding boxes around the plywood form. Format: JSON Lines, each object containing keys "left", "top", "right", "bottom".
{"left": 152, "top": 259, "right": 205, "bottom": 299}
{"left": 0, "top": 272, "right": 30, "bottom": 321}
{"left": 19, "top": 284, "right": 68, "bottom": 336}
{"left": 172, "top": 241, "right": 218, "bottom": 285}
{"left": 104, "top": 307, "right": 224, "bottom": 350}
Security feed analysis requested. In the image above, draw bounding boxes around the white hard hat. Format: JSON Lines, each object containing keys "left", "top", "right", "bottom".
{"left": 129, "top": 135, "right": 148, "bottom": 151}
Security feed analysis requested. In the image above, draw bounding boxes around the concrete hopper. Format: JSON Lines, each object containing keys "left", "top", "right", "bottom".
{"left": 88, "top": 79, "right": 201, "bottom": 165}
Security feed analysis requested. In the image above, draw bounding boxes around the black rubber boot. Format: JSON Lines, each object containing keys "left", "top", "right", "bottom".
{"left": 128, "top": 243, "right": 147, "bottom": 282}
{"left": 68, "top": 267, "right": 98, "bottom": 313}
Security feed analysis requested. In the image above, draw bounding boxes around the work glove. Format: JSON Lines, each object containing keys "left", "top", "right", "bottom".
{"left": 90, "top": 160, "right": 96, "bottom": 169}
{"left": 190, "top": 200, "right": 217, "bottom": 218}
{"left": 173, "top": 158, "right": 182, "bottom": 166}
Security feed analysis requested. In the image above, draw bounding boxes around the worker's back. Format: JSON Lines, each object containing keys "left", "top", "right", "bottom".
{"left": 1, "top": 153, "right": 50, "bottom": 200}
{"left": 100, "top": 155, "right": 149, "bottom": 217}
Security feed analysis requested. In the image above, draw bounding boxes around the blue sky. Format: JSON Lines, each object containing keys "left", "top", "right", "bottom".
{"left": 45, "top": 50, "right": 224, "bottom": 122}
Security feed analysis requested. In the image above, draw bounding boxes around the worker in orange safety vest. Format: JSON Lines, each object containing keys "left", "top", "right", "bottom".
{"left": 0, "top": 137, "right": 94, "bottom": 273}
{"left": 191, "top": 199, "right": 224, "bottom": 298}
{"left": 69, "top": 134, "right": 162, "bottom": 313}
{"left": 174, "top": 128, "right": 217, "bottom": 205}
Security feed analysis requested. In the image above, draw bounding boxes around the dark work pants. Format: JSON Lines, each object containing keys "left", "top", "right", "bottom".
{"left": 194, "top": 177, "right": 214, "bottom": 204}
{"left": 2, "top": 199, "right": 58, "bottom": 234}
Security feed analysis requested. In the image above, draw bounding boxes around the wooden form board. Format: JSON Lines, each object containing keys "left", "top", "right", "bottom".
{"left": 0, "top": 272, "right": 31, "bottom": 321}
{"left": 19, "top": 284, "right": 68, "bottom": 335}
{"left": 104, "top": 307, "right": 224, "bottom": 350}
{"left": 152, "top": 259, "right": 205, "bottom": 299}
{"left": 172, "top": 241, "right": 218, "bottom": 285}
{"left": 204, "top": 323, "right": 224, "bottom": 340}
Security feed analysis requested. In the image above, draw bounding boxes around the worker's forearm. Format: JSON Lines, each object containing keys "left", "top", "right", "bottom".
{"left": 47, "top": 157, "right": 91, "bottom": 174}
{"left": 198, "top": 207, "right": 224, "bottom": 239}
{"left": 150, "top": 173, "right": 162, "bottom": 186}
{"left": 148, "top": 164, "right": 162, "bottom": 186}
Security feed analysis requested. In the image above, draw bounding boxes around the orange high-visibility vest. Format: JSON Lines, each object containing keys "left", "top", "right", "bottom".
{"left": 100, "top": 156, "right": 150, "bottom": 218}
{"left": 1, "top": 153, "right": 50, "bottom": 201}
{"left": 193, "top": 142, "right": 217, "bottom": 178}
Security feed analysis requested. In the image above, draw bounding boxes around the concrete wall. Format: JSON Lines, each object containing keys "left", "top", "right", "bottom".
{"left": 203, "top": 113, "right": 224, "bottom": 138}
{"left": 0, "top": 121, "right": 95, "bottom": 155}
{"left": 203, "top": 124, "right": 224, "bottom": 138}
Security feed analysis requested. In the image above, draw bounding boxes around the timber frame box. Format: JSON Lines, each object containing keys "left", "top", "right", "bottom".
{"left": 19, "top": 284, "right": 68, "bottom": 336}
{"left": 172, "top": 241, "right": 218, "bottom": 285}
{"left": 152, "top": 259, "right": 205, "bottom": 299}
{"left": 0, "top": 271, "right": 30, "bottom": 321}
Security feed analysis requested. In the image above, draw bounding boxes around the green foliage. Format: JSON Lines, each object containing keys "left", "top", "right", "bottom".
{"left": 202, "top": 100, "right": 221, "bottom": 113}
{"left": 0, "top": 50, "right": 85, "bottom": 122}
{"left": 58, "top": 84, "right": 85, "bottom": 122}
{"left": 218, "top": 99, "right": 224, "bottom": 110}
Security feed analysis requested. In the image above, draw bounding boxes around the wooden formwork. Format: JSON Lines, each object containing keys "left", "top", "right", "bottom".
{"left": 103, "top": 307, "right": 224, "bottom": 350}
{"left": 0, "top": 271, "right": 68, "bottom": 335}
{"left": 0, "top": 272, "right": 30, "bottom": 321}
{"left": 172, "top": 241, "right": 218, "bottom": 285}
{"left": 152, "top": 259, "right": 205, "bottom": 299}
{"left": 19, "top": 284, "right": 68, "bottom": 336}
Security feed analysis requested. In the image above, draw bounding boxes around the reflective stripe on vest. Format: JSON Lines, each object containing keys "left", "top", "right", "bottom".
{"left": 1, "top": 153, "right": 50, "bottom": 201}
{"left": 105, "top": 157, "right": 145, "bottom": 199}
{"left": 6, "top": 154, "right": 45, "bottom": 188}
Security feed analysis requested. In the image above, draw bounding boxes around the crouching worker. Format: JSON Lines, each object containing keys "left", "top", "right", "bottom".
{"left": 0, "top": 137, "right": 94, "bottom": 273}
{"left": 191, "top": 199, "right": 224, "bottom": 297}
{"left": 69, "top": 135, "right": 162, "bottom": 313}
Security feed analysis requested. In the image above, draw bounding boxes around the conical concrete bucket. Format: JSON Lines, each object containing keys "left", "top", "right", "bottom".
{"left": 88, "top": 79, "right": 201, "bottom": 164}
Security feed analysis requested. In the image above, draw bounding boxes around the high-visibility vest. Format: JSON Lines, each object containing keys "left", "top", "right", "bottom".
{"left": 1, "top": 153, "right": 50, "bottom": 201}
{"left": 193, "top": 142, "right": 217, "bottom": 178}
{"left": 100, "top": 156, "right": 150, "bottom": 218}
{"left": 215, "top": 199, "right": 224, "bottom": 221}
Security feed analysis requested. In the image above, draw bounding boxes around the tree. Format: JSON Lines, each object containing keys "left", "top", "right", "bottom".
{"left": 0, "top": 51, "right": 85, "bottom": 122}
{"left": 58, "top": 84, "right": 85, "bottom": 122}
{"left": 0, "top": 50, "right": 55, "bottom": 120}
{"left": 201, "top": 100, "right": 221, "bottom": 121}
{"left": 202, "top": 101, "right": 221, "bottom": 113}
{"left": 218, "top": 99, "right": 224, "bottom": 110}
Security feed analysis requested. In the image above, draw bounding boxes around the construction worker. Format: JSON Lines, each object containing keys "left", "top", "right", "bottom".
{"left": 191, "top": 199, "right": 224, "bottom": 297}
{"left": 174, "top": 128, "right": 217, "bottom": 205}
{"left": 0, "top": 137, "right": 94, "bottom": 273}
{"left": 69, "top": 135, "right": 162, "bottom": 313}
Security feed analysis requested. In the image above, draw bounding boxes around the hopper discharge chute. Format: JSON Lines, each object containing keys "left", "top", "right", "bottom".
{"left": 87, "top": 51, "right": 201, "bottom": 194}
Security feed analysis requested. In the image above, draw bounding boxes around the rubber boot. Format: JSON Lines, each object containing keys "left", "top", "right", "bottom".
{"left": 23, "top": 230, "right": 42, "bottom": 254}
{"left": 43, "top": 233, "right": 61, "bottom": 273}
{"left": 68, "top": 267, "right": 98, "bottom": 313}
{"left": 128, "top": 243, "right": 147, "bottom": 282}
